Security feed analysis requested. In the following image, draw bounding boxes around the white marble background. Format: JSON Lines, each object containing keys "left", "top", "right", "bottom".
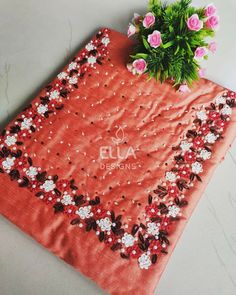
{"left": 0, "top": 0, "right": 235, "bottom": 294}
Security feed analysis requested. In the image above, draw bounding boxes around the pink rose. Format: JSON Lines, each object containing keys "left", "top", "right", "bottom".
{"left": 194, "top": 47, "right": 208, "bottom": 59}
{"left": 208, "top": 41, "right": 217, "bottom": 53}
{"left": 127, "top": 23, "right": 136, "bottom": 37}
{"left": 206, "top": 15, "right": 219, "bottom": 30}
{"left": 205, "top": 3, "right": 217, "bottom": 17}
{"left": 198, "top": 68, "right": 206, "bottom": 78}
{"left": 187, "top": 14, "right": 203, "bottom": 31}
{"left": 179, "top": 84, "right": 191, "bottom": 93}
{"left": 147, "top": 30, "right": 162, "bottom": 48}
{"left": 132, "top": 59, "right": 147, "bottom": 74}
{"left": 143, "top": 12, "right": 155, "bottom": 28}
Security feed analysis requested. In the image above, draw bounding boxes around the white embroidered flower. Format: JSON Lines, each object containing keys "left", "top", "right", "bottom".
{"left": 76, "top": 206, "right": 92, "bottom": 219}
{"left": 26, "top": 166, "right": 38, "bottom": 179}
{"left": 2, "top": 157, "right": 15, "bottom": 171}
{"left": 101, "top": 37, "right": 110, "bottom": 46}
{"left": 68, "top": 62, "right": 77, "bottom": 71}
{"left": 49, "top": 90, "right": 60, "bottom": 100}
{"left": 69, "top": 76, "right": 78, "bottom": 85}
{"left": 215, "top": 95, "right": 226, "bottom": 105}
{"left": 37, "top": 104, "right": 48, "bottom": 115}
{"left": 220, "top": 105, "right": 232, "bottom": 116}
{"left": 97, "top": 217, "right": 112, "bottom": 231}
{"left": 21, "top": 118, "right": 32, "bottom": 130}
{"left": 121, "top": 233, "right": 135, "bottom": 248}
{"left": 85, "top": 42, "right": 95, "bottom": 51}
{"left": 61, "top": 194, "right": 73, "bottom": 205}
{"left": 196, "top": 110, "right": 207, "bottom": 121}
{"left": 147, "top": 222, "right": 159, "bottom": 237}
{"left": 87, "top": 56, "right": 97, "bottom": 65}
{"left": 41, "top": 180, "right": 55, "bottom": 192}
{"left": 199, "top": 149, "right": 212, "bottom": 160}
{"left": 167, "top": 205, "right": 180, "bottom": 218}
{"left": 180, "top": 141, "right": 192, "bottom": 152}
{"left": 4, "top": 135, "right": 17, "bottom": 147}
{"left": 57, "top": 72, "right": 67, "bottom": 80}
{"left": 205, "top": 133, "right": 217, "bottom": 144}
{"left": 165, "top": 171, "right": 176, "bottom": 182}
{"left": 138, "top": 253, "right": 152, "bottom": 270}
{"left": 191, "top": 162, "right": 203, "bottom": 174}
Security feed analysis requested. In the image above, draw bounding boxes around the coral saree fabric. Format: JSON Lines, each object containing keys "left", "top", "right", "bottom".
{"left": 0, "top": 28, "right": 235, "bottom": 295}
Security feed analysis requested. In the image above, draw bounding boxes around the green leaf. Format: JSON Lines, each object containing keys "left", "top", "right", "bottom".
{"left": 142, "top": 36, "right": 151, "bottom": 50}
{"left": 130, "top": 53, "right": 148, "bottom": 59}
{"left": 162, "top": 40, "right": 174, "bottom": 49}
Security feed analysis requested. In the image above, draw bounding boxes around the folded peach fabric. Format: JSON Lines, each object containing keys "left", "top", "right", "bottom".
{"left": 0, "top": 28, "right": 235, "bottom": 295}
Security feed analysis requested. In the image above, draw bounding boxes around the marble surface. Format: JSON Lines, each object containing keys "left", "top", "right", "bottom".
{"left": 0, "top": 0, "right": 235, "bottom": 294}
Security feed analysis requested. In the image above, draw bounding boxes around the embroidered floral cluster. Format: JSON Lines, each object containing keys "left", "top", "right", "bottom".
{"left": 0, "top": 28, "right": 110, "bottom": 147}
{"left": 0, "top": 31, "right": 235, "bottom": 270}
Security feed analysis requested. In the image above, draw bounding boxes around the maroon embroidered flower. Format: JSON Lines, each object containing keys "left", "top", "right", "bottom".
{"left": 193, "top": 136, "right": 204, "bottom": 149}
{"left": 178, "top": 166, "right": 191, "bottom": 178}
{"left": 145, "top": 204, "right": 159, "bottom": 218}
{"left": 199, "top": 124, "right": 210, "bottom": 135}
{"left": 184, "top": 151, "right": 196, "bottom": 164}
{"left": 127, "top": 245, "right": 142, "bottom": 258}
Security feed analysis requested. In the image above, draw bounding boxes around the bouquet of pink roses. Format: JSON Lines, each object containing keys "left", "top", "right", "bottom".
{"left": 127, "top": 0, "right": 219, "bottom": 92}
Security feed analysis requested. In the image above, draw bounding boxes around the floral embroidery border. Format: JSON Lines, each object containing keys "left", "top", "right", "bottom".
{"left": 0, "top": 28, "right": 235, "bottom": 270}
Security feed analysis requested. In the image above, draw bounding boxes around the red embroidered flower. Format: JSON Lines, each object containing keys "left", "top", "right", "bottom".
{"left": 33, "top": 115, "right": 46, "bottom": 128}
{"left": 215, "top": 119, "right": 226, "bottom": 129}
{"left": 56, "top": 179, "right": 71, "bottom": 191}
{"left": 149, "top": 240, "right": 161, "bottom": 254}
{"left": 145, "top": 204, "right": 159, "bottom": 218}
{"left": 160, "top": 216, "right": 171, "bottom": 230}
{"left": 97, "top": 45, "right": 108, "bottom": 55}
{"left": 227, "top": 91, "right": 236, "bottom": 98}
{"left": 127, "top": 245, "right": 142, "bottom": 258}
{"left": 14, "top": 157, "right": 29, "bottom": 169}
{"left": 17, "top": 130, "right": 31, "bottom": 140}
{"left": 23, "top": 107, "right": 37, "bottom": 118}
{"left": 29, "top": 181, "right": 40, "bottom": 193}
{"left": 104, "top": 232, "right": 117, "bottom": 246}
{"left": 208, "top": 111, "right": 220, "bottom": 121}
{"left": 79, "top": 64, "right": 89, "bottom": 74}
{"left": 167, "top": 186, "right": 179, "bottom": 198}
{"left": 184, "top": 151, "right": 196, "bottom": 164}
{"left": 63, "top": 205, "right": 76, "bottom": 216}
{"left": 199, "top": 124, "right": 210, "bottom": 135}
{"left": 193, "top": 137, "right": 204, "bottom": 149}
{"left": 78, "top": 48, "right": 88, "bottom": 59}
{"left": 178, "top": 166, "right": 190, "bottom": 179}
{"left": 91, "top": 204, "right": 107, "bottom": 219}
{"left": 42, "top": 191, "right": 57, "bottom": 205}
